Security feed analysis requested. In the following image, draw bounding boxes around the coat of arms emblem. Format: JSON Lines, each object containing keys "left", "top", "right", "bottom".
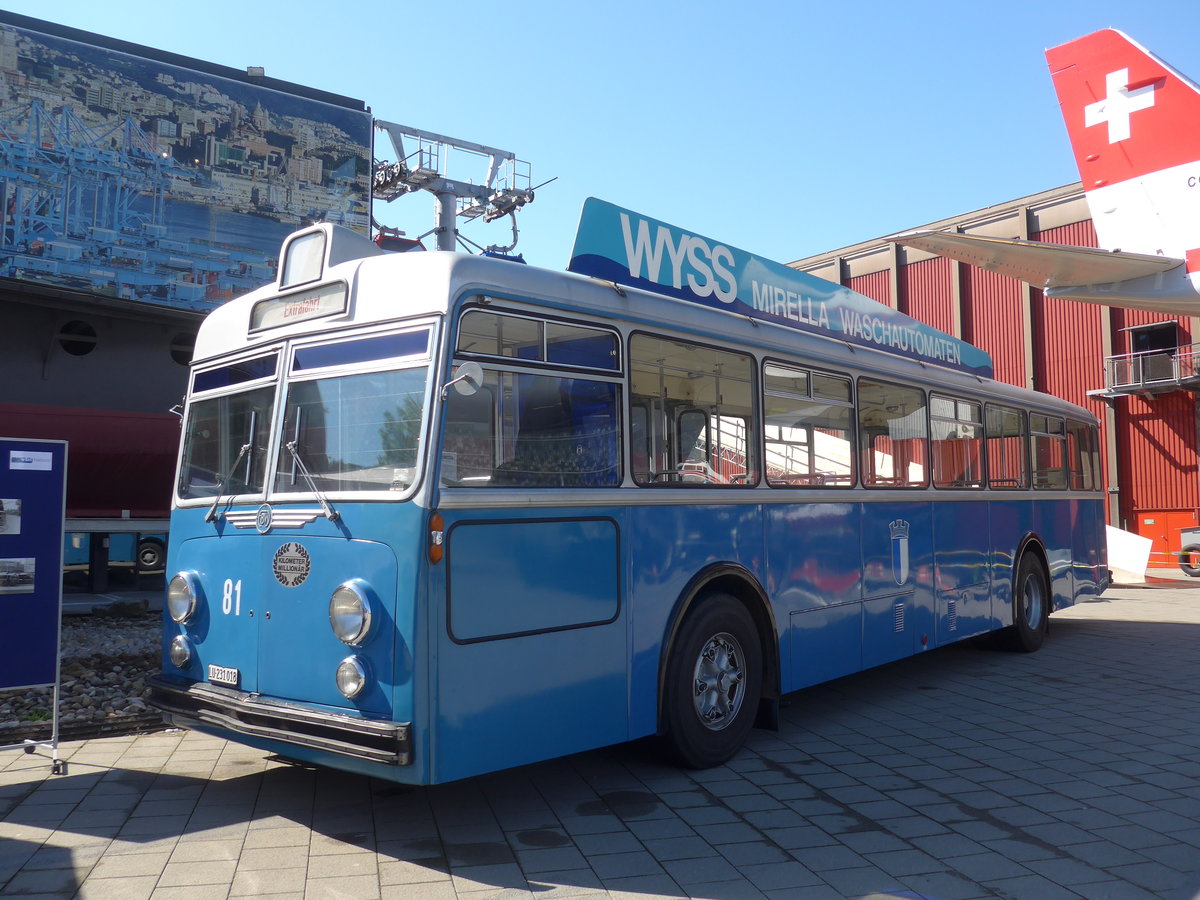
{"left": 890, "top": 519, "right": 910, "bottom": 585}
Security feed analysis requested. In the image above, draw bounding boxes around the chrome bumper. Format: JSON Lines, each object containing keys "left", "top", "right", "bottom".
{"left": 148, "top": 675, "right": 411, "bottom": 766}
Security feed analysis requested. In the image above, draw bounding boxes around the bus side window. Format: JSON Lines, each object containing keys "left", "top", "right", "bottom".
{"left": 985, "top": 403, "right": 1028, "bottom": 489}
{"left": 763, "top": 363, "right": 854, "bottom": 487}
{"left": 858, "top": 379, "right": 928, "bottom": 488}
{"left": 930, "top": 395, "right": 984, "bottom": 489}
{"left": 484, "top": 372, "right": 620, "bottom": 488}
{"left": 1031, "top": 414, "right": 1067, "bottom": 490}
{"left": 441, "top": 381, "right": 497, "bottom": 486}
{"left": 629, "top": 333, "right": 757, "bottom": 485}
{"left": 630, "top": 404, "right": 651, "bottom": 482}
{"left": 1066, "top": 418, "right": 1099, "bottom": 491}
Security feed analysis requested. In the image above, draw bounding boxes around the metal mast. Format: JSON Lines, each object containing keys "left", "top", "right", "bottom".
{"left": 372, "top": 121, "right": 543, "bottom": 253}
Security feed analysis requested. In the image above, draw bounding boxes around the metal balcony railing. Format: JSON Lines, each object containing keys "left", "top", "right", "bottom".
{"left": 1102, "top": 343, "right": 1200, "bottom": 396}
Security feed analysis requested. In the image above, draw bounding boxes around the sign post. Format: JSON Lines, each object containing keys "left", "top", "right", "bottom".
{"left": 0, "top": 438, "right": 67, "bottom": 774}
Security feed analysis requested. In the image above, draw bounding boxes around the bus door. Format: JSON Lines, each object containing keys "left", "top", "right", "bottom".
{"left": 761, "top": 362, "right": 862, "bottom": 691}
{"left": 435, "top": 325, "right": 628, "bottom": 781}
{"left": 1068, "top": 419, "right": 1105, "bottom": 599}
{"left": 437, "top": 510, "right": 625, "bottom": 781}
{"left": 857, "top": 379, "right": 935, "bottom": 666}
{"left": 930, "top": 395, "right": 992, "bottom": 643}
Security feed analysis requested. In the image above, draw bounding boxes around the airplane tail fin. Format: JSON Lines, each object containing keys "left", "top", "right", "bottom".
{"left": 1046, "top": 29, "right": 1200, "bottom": 260}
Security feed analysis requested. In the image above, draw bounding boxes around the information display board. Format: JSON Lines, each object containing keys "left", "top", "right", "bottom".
{"left": 0, "top": 438, "right": 66, "bottom": 691}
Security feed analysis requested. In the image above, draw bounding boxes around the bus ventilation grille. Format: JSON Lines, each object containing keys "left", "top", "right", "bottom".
{"left": 893, "top": 602, "right": 905, "bottom": 633}
{"left": 948, "top": 597, "right": 958, "bottom": 632}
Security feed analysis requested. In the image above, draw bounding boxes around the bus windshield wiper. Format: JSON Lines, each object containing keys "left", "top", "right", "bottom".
{"left": 205, "top": 442, "right": 251, "bottom": 523}
{"left": 285, "top": 441, "right": 340, "bottom": 521}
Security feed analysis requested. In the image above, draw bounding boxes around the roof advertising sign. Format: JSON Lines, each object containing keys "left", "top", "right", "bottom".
{"left": 568, "top": 197, "right": 993, "bottom": 378}
{"left": 0, "top": 13, "right": 372, "bottom": 312}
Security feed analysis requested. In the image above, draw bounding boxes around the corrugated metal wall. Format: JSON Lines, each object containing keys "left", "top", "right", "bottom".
{"left": 962, "top": 268, "right": 1026, "bottom": 387}
{"left": 1118, "top": 390, "right": 1198, "bottom": 515}
{"left": 901, "top": 257, "right": 954, "bottom": 334}
{"left": 1031, "top": 291, "right": 1104, "bottom": 408}
{"left": 1109, "top": 305, "right": 1197, "bottom": 520}
{"left": 1032, "top": 222, "right": 1104, "bottom": 408}
{"left": 847, "top": 271, "right": 891, "bottom": 307}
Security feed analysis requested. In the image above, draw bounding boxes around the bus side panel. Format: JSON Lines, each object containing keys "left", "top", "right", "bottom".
{"left": 766, "top": 502, "right": 863, "bottom": 692}
{"left": 1034, "top": 498, "right": 1076, "bottom": 610}
{"left": 933, "top": 500, "right": 994, "bottom": 644}
{"left": 861, "top": 501, "right": 934, "bottom": 669}
{"left": 1072, "top": 497, "right": 1107, "bottom": 601}
{"left": 988, "top": 499, "right": 1033, "bottom": 628}
{"left": 432, "top": 508, "right": 627, "bottom": 784}
{"left": 626, "top": 503, "right": 765, "bottom": 740}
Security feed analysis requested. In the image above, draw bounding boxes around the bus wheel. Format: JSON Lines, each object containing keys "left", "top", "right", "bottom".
{"left": 137, "top": 539, "right": 165, "bottom": 571}
{"left": 662, "top": 594, "right": 762, "bottom": 769}
{"left": 1007, "top": 553, "right": 1049, "bottom": 653}
{"left": 1179, "top": 545, "right": 1200, "bottom": 577}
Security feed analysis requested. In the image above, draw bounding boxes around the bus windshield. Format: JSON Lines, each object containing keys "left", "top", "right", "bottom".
{"left": 178, "top": 326, "right": 433, "bottom": 501}
{"left": 273, "top": 366, "right": 428, "bottom": 493}
{"left": 177, "top": 386, "right": 275, "bottom": 500}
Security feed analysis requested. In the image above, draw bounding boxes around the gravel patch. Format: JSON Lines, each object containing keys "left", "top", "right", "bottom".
{"left": 0, "top": 611, "right": 165, "bottom": 745}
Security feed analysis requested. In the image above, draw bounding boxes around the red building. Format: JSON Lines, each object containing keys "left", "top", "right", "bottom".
{"left": 789, "top": 183, "right": 1200, "bottom": 563}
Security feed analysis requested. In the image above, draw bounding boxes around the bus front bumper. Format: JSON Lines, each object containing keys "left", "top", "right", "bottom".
{"left": 148, "top": 675, "right": 411, "bottom": 766}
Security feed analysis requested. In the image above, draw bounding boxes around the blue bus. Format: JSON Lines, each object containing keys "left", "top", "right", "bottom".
{"left": 148, "top": 202, "right": 1108, "bottom": 784}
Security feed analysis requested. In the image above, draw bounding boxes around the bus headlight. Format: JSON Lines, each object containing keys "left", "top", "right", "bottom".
{"left": 335, "top": 656, "right": 369, "bottom": 698}
{"left": 329, "top": 581, "right": 373, "bottom": 645}
{"left": 167, "top": 572, "right": 202, "bottom": 624}
{"left": 169, "top": 634, "right": 193, "bottom": 669}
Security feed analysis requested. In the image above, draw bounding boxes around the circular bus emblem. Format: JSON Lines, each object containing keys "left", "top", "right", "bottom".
{"left": 255, "top": 504, "right": 273, "bottom": 534}
{"left": 273, "top": 542, "right": 310, "bottom": 588}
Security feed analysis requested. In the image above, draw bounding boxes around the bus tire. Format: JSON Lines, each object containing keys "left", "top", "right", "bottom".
{"left": 1007, "top": 553, "right": 1049, "bottom": 653}
{"left": 137, "top": 538, "right": 165, "bottom": 571}
{"left": 1179, "top": 545, "right": 1200, "bottom": 577}
{"left": 661, "top": 593, "right": 762, "bottom": 769}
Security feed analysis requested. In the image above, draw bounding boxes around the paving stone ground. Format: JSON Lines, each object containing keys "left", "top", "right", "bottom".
{"left": 3, "top": 580, "right": 1200, "bottom": 899}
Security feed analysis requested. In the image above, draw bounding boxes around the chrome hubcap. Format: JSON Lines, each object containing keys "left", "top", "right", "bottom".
{"left": 692, "top": 631, "right": 745, "bottom": 731}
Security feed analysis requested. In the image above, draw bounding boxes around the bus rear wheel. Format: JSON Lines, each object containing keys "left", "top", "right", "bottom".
{"left": 1007, "top": 553, "right": 1049, "bottom": 653}
{"left": 661, "top": 593, "right": 762, "bottom": 769}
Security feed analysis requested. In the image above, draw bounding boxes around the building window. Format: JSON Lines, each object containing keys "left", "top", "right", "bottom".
{"left": 1127, "top": 322, "right": 1178, "bottom": 355}
{"left": 58, "top": 320, "right": 97, "bottom": 356}
{"left": 170, "top": 333, "right": 195, "bottom": 366}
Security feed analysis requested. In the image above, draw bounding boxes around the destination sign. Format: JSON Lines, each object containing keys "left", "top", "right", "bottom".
{"left": 567, "top": 198, "right": 993, "bottom": 378}
{"left": 250, "top": 282, "right": 347, "bottom": 331}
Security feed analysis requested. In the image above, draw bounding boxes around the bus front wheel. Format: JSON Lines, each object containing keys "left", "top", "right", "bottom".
{"left": 1007, "top": 553, "right": 1049, "bottom": 653}
{"left": 661, "top": 594, "right": 762, "bottom": 769}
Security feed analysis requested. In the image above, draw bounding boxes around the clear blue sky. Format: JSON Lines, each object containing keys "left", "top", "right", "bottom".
{"left": 4, "top": 0, "right": 1196, "bottom": 269}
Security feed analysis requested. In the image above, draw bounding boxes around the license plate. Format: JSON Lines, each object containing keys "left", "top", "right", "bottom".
{"left": 207, "top": 664, "right": 240, "bottom": 687}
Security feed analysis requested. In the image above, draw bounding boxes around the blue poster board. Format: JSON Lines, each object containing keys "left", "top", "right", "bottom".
{"left": 0, "top": 438, "right": 66, "bottom": 690}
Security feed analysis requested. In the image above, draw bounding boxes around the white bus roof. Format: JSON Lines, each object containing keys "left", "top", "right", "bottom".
{"left": 192, "top": 223, "right": 1094, "bottom": 423}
